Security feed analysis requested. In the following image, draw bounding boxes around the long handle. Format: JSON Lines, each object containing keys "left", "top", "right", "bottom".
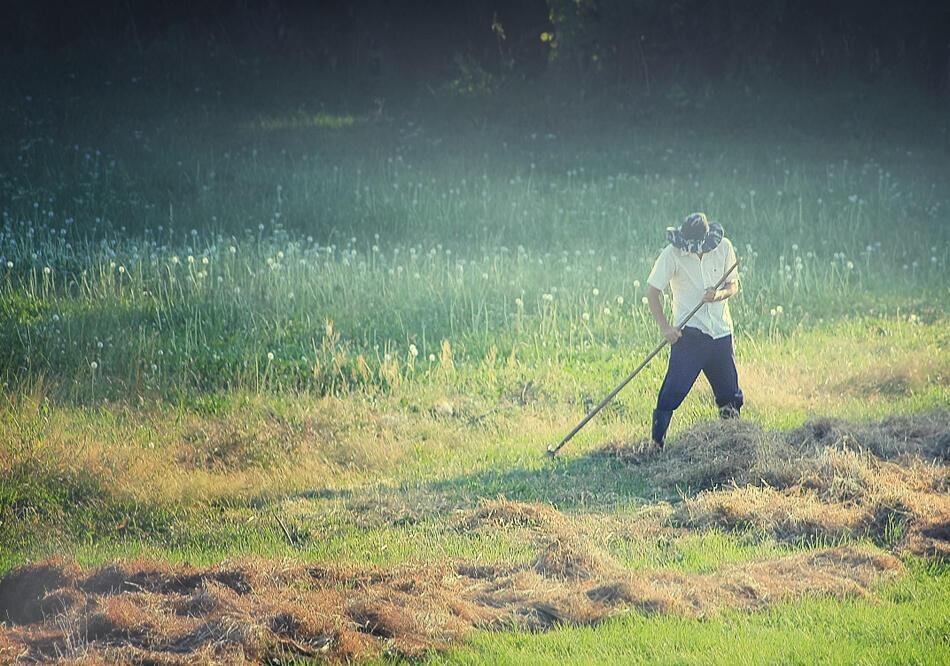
{"left": 546, "top": 261, "right": 738, "bottom": 457}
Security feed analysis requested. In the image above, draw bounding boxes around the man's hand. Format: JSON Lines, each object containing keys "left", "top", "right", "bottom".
{"left": 662, "top": 324, "right": 682, "bottom": 345}
{"left": 702, "top": 288, "right": 719, "bottom": 303}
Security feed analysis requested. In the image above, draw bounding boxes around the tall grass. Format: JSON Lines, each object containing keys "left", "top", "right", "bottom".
{"left": 1, "top": 130, "right": 946, "bottom": 401}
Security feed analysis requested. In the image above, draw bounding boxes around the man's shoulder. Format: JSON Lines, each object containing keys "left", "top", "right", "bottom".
{"left": 716, "top": 237, "right": 736, "bottom": 258}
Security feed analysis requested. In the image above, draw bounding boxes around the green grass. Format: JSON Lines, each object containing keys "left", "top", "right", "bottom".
{"left": 423, "top": 562, "right": 950, "bottom": 665}
{"left": 0, "top": 76, "right": 948, "bottom": 663}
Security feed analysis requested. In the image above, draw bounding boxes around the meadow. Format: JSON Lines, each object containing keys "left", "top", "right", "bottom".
{"left": 0, "top": 70, "right": 949, "bottom": 663}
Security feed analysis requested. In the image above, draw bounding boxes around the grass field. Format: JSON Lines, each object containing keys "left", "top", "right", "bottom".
{"left": 1, "top": 71, "right": 949, "bottom": 663}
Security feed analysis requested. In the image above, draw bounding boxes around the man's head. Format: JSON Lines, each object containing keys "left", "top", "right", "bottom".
{"left": 680, "top": 212, "right": 709, "bottom": 242}
{"left": 665, "top": 212, "right": 723, "bottom": 254}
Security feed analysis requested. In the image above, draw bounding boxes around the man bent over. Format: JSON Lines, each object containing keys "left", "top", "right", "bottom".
{"left": 645, "top": 212, "right": 743, "bottom": 448}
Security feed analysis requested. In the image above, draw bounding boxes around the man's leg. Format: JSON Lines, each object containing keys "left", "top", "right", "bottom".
{"left": 653, "top": 329, "right": 706, "bottom": 445}
{"left": 702, "top": 334, "right": 744, "bottom": 419}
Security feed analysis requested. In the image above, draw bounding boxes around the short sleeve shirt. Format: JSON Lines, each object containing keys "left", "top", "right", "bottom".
{"left": 647, "top": 237, "right": 738, "bottom": 339}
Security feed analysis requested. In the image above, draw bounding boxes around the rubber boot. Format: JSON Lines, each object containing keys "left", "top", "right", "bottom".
{"left": 719, "top": 403, "right": 741, "bottom": 420}
{"left": 651, "top": 409, "right": 674, "bottom": 447}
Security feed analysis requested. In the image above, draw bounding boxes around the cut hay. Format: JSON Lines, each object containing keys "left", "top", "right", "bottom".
{"left": 653, "top": 419, "right": 803, "bottom": 491}
{"left": 601, "top": 410, "right": 950, "bottom": 558}
{"left": 1, "top": 412, "right": 944, "bottom": 662}
{"left": 457, "top": 499, "right": 567, "bottom": 531}
{"left": 0, "top": 543, "right": 899, "bottom": 664}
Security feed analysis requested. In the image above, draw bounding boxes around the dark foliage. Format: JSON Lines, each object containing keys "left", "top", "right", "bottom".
{"left": 3, "top": 0, "right": 949, "bottom": 97}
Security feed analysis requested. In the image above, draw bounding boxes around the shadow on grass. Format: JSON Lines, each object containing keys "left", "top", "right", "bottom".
{"left": 286, "top": 450, "right": 652, "bottom": 524}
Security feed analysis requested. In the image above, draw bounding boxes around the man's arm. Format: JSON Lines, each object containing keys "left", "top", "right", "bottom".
{"left": 647, "top": 285, "right": 682, "bottom": 345}
{"left": 703, "top": 240, "right": 740, "bottom": 303}
{"left": 702, "top": 279, "right": 739, "bottom": 303}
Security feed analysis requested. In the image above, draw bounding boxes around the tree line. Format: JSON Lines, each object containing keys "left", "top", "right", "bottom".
{"left": 4, "top": 0, "right": 949, "bottom": 97}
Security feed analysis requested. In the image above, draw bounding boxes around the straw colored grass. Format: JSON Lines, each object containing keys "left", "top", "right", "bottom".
{"left": 601, "top": 411, "right": 950, "bottom": 557}
{"left": 0, "top": 535, "right": 900, "bottom": 664}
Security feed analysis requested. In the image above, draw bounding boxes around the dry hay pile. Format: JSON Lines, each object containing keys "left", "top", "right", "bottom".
{"left": 0, "top": 500, "right": 902, "bottom": 664}
{"left": 601, "top": 410, "right": 950, "bottom": 559}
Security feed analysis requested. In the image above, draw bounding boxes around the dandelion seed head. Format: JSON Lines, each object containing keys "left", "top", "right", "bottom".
{"left": 267, "top": 352, "right": 274, "bottom": 361}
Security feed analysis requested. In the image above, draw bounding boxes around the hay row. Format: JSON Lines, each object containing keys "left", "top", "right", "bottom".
{"left": 0, "top": 501, "right": 902, "bottom": 664}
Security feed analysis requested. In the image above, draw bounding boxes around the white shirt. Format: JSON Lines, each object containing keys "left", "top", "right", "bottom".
{"left": 646, "top": 238, "right": 739, "bottom": 339}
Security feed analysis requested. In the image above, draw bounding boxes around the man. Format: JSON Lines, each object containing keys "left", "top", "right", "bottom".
{"left": 645, "top": 212, "right": 743, "bottom": 448}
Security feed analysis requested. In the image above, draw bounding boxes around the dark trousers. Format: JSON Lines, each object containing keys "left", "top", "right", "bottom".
{"left": 652, "top": 327, "right": 744, "bottom": 444}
